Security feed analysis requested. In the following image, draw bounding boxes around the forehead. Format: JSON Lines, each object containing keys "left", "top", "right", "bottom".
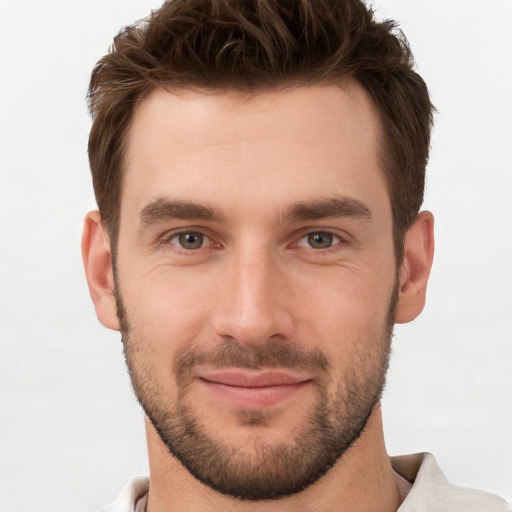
{"left": 123, "top": 83, "right": 388, "bottom": 220}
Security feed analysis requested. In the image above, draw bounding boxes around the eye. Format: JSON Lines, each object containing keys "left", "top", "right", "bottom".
{"left": 297, "top": 231, "right": 341, "bottom": 249}
{"left": 169, "top": 232, "right": 209, "bottom": 250}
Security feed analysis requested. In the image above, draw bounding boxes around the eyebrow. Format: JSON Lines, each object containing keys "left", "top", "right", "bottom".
{"left": 282, "top": 197, "right": 372, "bottom": 223}
{"left": 138, "top": 195, "right": 372, "bottom": 227}
{"left": 139, "top": 198, "right": 225, "bottom": 226}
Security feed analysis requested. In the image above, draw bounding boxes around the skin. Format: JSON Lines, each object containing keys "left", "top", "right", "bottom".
{"left": 82, "top": 82, "right": 434, "bottom": 511}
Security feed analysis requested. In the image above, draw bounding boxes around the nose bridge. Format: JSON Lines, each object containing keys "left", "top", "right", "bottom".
{"left": 213, "top": 241, "right": 291, "bottom": 345}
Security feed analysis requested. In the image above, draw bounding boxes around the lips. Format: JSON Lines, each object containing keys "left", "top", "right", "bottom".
{"left": 198, "top": 370, "right": 311, "bottom": 408}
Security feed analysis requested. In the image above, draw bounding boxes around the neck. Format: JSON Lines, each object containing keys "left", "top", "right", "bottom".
{"left": 144, "top": 403, "right": 401, "bottom": 512}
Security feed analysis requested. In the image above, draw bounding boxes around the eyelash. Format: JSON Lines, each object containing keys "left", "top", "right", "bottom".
{"left": 160, "top": 230, "right": 217, "bottom": 254}
{"left": 160, "top": 229, "right": 346, "bottom": 254}
{"left": 295, "top": 231, "right": 343, "bottom": 251}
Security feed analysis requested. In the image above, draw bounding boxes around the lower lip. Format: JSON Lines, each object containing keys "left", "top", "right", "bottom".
{"left": 199, "top": 379, "right": 310, "bottom": 408}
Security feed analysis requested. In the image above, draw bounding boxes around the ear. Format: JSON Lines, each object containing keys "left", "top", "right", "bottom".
{"left": 395, "top": 211, "right": 435, "bottom": 324}
{"left": 81, "top": 211, "right": 120, "bottom": 331}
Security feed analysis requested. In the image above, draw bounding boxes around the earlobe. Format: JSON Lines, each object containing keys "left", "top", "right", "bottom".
{"left": 81, "top": 211, "right": 120, "bottom": 331}
{"left": 395, "top": 211, "right": 435, "bottom": 324}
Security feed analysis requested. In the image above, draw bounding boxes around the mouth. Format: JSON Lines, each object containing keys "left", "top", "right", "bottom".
{"left": 198, "top": 370, "right": 312, "bottom": 408}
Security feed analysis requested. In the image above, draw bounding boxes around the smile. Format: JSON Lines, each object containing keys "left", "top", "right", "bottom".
{"left": 198, "top": 370, "right": 312, "bottom": 408}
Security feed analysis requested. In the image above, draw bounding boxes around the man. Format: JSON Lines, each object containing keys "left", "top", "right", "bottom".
{"left": 81, "top": 0, "right": 509, "bottom": 510}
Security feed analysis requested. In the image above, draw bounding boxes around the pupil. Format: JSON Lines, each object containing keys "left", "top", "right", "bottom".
{"left": 179, "top": 233, "right": 203, "bottom": 249}
{"left": 308, "top": 232, "right": 333, "bottom": 248}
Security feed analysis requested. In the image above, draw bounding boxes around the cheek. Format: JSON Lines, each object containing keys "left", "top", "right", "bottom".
{"left": 292, "top": 266, "right": 395, "bottom": 356}
{"left": 119, "top": 266, "right": 215, "bottom": 360}
{"left": 117, "top": 245, "right": 396, "bottom": 365}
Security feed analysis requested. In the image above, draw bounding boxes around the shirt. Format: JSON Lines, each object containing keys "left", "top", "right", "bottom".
{"left": 99, "top": 453, "right": 510, "bottom": 511}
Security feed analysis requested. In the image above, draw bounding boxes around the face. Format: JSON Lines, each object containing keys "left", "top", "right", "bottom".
{"left": 115, "top": 83, "right": 398, "bottom": 499}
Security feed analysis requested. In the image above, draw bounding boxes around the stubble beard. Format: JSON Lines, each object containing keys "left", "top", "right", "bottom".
{"left": 116, "top": 285, "right": 397, "bottom": 501}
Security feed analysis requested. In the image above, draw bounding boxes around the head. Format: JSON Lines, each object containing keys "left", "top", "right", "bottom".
{"left": 83, "top": 0, "right": 435, "bottom": 503}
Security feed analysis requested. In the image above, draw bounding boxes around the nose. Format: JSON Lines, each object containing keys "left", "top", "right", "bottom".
{"left": 212, "top": 247, "right": 294, "bottom": 346}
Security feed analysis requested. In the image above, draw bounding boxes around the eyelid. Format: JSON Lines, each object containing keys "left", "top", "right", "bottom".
{"left": 296, "top": 231, "right": 341, "bottom": 248}
{"left": 157, "top": 226, "right": 349, "bottom": 252}
{"left": 159, "top": 227, "right": 219, "bottom": 251}
{"left": 292, "top": 227, "right": 349, "bottom": 247}
{"left": 171, "top": 232, "right": 209, "bottom": 248}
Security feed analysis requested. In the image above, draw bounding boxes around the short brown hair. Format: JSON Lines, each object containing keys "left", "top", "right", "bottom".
{"left": 88, "top": 0, "right": 434, "bottom": 260}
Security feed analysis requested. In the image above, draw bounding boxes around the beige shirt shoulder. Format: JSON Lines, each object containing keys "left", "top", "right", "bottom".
{"left": 392, "top": 453, "right": 509, "bottom": 511}
{"left": 100, "top": 453, "right": 510, "bottom": 512}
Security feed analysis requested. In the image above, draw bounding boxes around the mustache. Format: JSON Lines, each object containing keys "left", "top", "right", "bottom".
{"left": 174, "top": 339, "right": 330, "bottom": 384}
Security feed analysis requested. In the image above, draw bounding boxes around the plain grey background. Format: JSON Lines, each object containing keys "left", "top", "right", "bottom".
{"left": 1, "top": 1, "right": 511, "bottom": 510}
